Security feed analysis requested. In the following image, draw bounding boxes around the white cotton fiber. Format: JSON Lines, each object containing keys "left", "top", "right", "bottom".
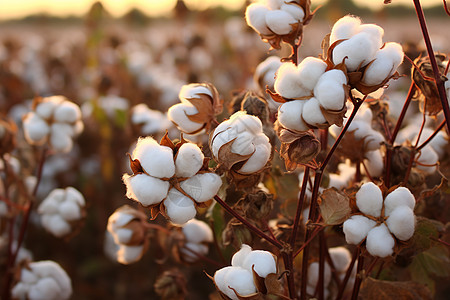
{"left": 265, "top": 10, "right": 296, "bottom": 35}
{"left": 356, "top": 182, "right": 383, "bottom": 217}
{"left": 358, "top": 24, "right": 384, "bottom": 50}
{"left": 416, "top": 146, "right": 438, "bottom": 174}
{"left": 362, "top": 42, "right": 404, "bottom": 85}
{"left": 386, "top": 206, "right": 415, "bottom": 241}
{"left": 302, "top": 97, "right": 327, "bottom": 126}
{"left": 50, "top": 124, "right": 73, "bottom": 153}
{"left": 329, "top": 247, "right": 351, "bottom": 272}
{"left": 384, "top": 187, "right": 415, "bottom": 216}
{"left": 223, "top": 267, "right": 257, "bottom": 299}
{"left": 245, "top": 3, "right": 271, "bottom": 35}
{"left": 175, "top": 143, "right": 204, "bottom": 177}
{"left": 53, "top": 101, "right": 81, "bottom": 123}
{"left": 297, "top": 57, "right": 328, "bottom": 90}
{"left": 239, "top": 143, "right": 271, "bottom": 174}
{"left": 23, "top": 113, "right": 50, "bottom": 144}
{"left": 133, "top": 140, "right": 175, "bottom": 178}
{"left": 366, "top": 224, "right": 395, "bottom": 257}
{"left": 214, "top": 266, "right": 234, "bottom": 295}
{"left": 332, "top": 32, "right": 379, "bottom": 71}
{"left": 232, "top": 244, "right": 253, "bottom": 267}
{"left": 280, "top": 3, "right": 305, "bottom": 22}
{"left": 343, "top": 215, "right": 376, "bottom": 244}
{"left": 36, "top": 100, "right": 58, "bottom": 120}
{"left": 180, "top": 242, "right": 209, "bottom": 262}
{"left": 231, "top": 131, "right": 255, "bottom": 155}
{"left": 167, "top": 103, "right": 203, "bottom": 133}
{"left": 28, "top": 277, "right": 61, "bottom": 300}
{"left": 330, "top": 15, "right": 361, "bottom": 45}
{"left": 364, "top": 150, "right": 384, "bottom": 177}
{"left": 274, "top": 63, "right": 308, "bottom": 99}
{"left": 58, "top": 201, "right": 81, "bottom": 221}
{"left": 242, "top": 250, "right": 277, "bottom": 278}
{"left": 315, "top": 81, "right": 346, "bottom": 111}
{"left": 179, "top": 84, "right": 212, "bottom": 100}
{"left": 182, "top": 219, "right": 213, "bottom": 244}
{"left": 164, "top": 188, "right": 197, "bottom": 225}
{"left": 307, "top": 262, "right": 332, "bottom": 290}
{"left": 125, "top": 173, "right": 170, "bottom": 206}
{"left": 65, "top": 187, "right": 85, "bottom": 206}
{"left": 181, "top": 172, "right": 222, "bottom": 203}
{"left": 117, "top": 244, "right": 144, "bottom": 265}
{"left": 231, "top": 112, "right": 262, "bottom": 135}
{"left": 278, "top": 100, "right": 309, "bottom": 131}
{"left": 114, "top": 228, "right": 133, "bottom": 244}
{"left": 44, "top": 214, "right": 71, "bottom": 237}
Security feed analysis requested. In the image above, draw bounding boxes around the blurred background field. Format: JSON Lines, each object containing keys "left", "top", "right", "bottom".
{"left": 0, "top": 0, "right": 449, "bottom": 299}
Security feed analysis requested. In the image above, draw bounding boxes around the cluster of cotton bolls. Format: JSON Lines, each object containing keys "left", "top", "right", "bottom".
{"left": 396, "top": 124, "right": 448, "bottom": 174}
{"left": 22, "top": 96, "right": 83, "bottom": 153}
{"left": 168, "top": 83, "right": 221, "bottom": 135}
{"left": 214, "top": 244, "right": 277, "bottom": 300}
{"left": 123, "top": 137, "right": 222, "bottom": 225}
{"left": 253, "top": 56, "right": 282, "bottom": 111}
{"left": 37, "top": 187, "right": 85, "bottom": 238}
{"left": 307, "top": 247, "right": 355, "bottom": 298}
{"left": 275, "top": 58, "right": 348, "bottom": 131}
{"left": 179, "top": 219, "right": 213, "bottom": 263}
{"left": 330, "top": 15, "right": 404, "bottom": 87}
{"left": 106, "top": 205, "right": 148, "bottom": 265}
{"left": 343, "top": 182, "right": 416, "bottom": 257}
{"left": 12, "top": 260, "right": 72, "bottom": 300}
{"left": 245, "top": 0, "right": 305, "bottom": 36}
{"left": 130, "top": 103, "right": 173, "bottom": 136}
{"left": 210, "top": 111, "right": 272, "bottom": 174}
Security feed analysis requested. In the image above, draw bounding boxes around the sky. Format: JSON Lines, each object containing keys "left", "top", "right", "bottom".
{"left": 0, "top": 0, "right": 443, "bottom": 20}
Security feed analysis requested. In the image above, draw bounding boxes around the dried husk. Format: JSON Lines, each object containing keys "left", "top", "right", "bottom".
{"left": 278, "top": 128, "right": 321, "bottom": 171}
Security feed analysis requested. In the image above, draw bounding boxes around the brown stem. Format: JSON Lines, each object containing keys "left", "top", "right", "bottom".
{"left": 213, "top": 195, "right": 282, "bottom": 249}
{"left": 416, "top": 119, "right": 445, "bottom": 151}
{"left": 317, "top": 231, "right": 326, "bottom": 300}
{"left": 181, "top": 245, "right": 225, "bottom": 268}
{"left": 390, "top": 82, "right": 416, "bottom": 144}
{"left": 375, "top": 261, "right": 385, "bottom": 279}
{"left": 413, "top": 0, "right": 450, "bottom": 133}
{"left": 365, "top": 257, "right": 380, "bottom": 275}
{"left": 350, "top": 250, "right": 364, "bottom": 300}
{"left": 293, "top": 225, "right": 323, "bottom": 258}
{"left": 335, "top": 247, "right": 359, "bottom": 300}
{"left": 290, "top": 166, "right": 310, "bottom": 247}
{"left": 281, "top": 252, "right": 297, "bottom": 300}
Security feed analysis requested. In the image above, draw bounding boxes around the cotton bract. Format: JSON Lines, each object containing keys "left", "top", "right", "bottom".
{"left": 37, "top": 187, "right": 85, "bottom": 238}
{"left": 12, "top": 260, "right": 72, "bottom": 300}
{"left": 22, "top": 96, "right": 83, "bottom": 153}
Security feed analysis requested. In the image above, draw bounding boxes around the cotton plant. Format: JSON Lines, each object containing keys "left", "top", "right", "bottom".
{"left": 22, "top": 96, "right": 83, "bottom": 153}
{"left": 12, "top": 260, "right": 72, "bottom": 300}
{"left": 37, "top": 187, "right": 86, "bottom": 238}
{"left": 168, "top": 83, "right": 222, "bottom": 135}
{"left": 123, "top": 135, "right": 222, "bottom": 225}
{"left": 343, "top": 182, "right": 416, "bottom": 257}
{"left": 328, "top": 15, "right": 404, "bottom": 94}
{"left": 179, "top": 218, "right": 213, "bottom": 263}
{"left": 130, "top": 103, "right": 173, "bottom": 137}
{"left": 106, "top": 205, "right": 149, "bottom": 265}
{"left": 213, "top": 244, "right": 277, "bottom": 300}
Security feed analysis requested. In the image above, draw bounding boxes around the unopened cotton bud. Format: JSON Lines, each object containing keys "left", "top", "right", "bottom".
{"left": 362, "top": 42, "right": 404, "bottom": 85}
{"left": 278, "top": 100, "right": 309, "bottom": 131}
{"left": 333, "top": 32, "right": 379, "bottom": 71}
{"left": 330, "top": 15, "right": 361, "bottom": 45}
{"left": 297, "top": 57, "right": 328, "bottom": 90}
{"left": 123, "top": 173, "right": 169, "bottom": 206}
{"left": 23, "top": 113, "right": 50, "bottom": 144}
{"left": 302, "top": 97, "right": 327, "bottom": 126}
{"left": 223, "top": 267, "right": 257, "bottom": 299}
{"left": 164, "top": 188, "right": 197, "bottom": 225}
{"left": 386, "top": 206, "right": 415, "bottom": 241}
{"left": 167, "top": 103, "right": 203, "bottom": 133}
{"left": 181, "top": 172, "right": 221, "bottom": 202}
{"left": 366, "top": 224, "right": 395, "bottom": 257}
{"left": 245, "top": 3, "right": 271, "bottom": 35}
{"left": 384, "top": 187, "right": 415, "bottom": 216}
{"left": 182, "top": 219, "right": 213, "bottom": 244}
{"left": 132, "top": 137, "right": 175, "bottom": 178}
{"left": 280, "top": 3, "right": 305, "bottom": 22}
{"left": 356, "top": 182, "right": 383, "bottom": 217}
{"left": 231, "top": 244, "right": 253, "bottom": 267}
{"left": 343, "top": 215, "right": 376, "bottom": 244}
{"left": 329, "top": 247, "right": 352, "bottom": 272}
{"left": 175, "top": 143, "right": 204, "bottom": 178}
{"left": 265, "top": 10, "right": 296, "bottom": 35}
{"left": 242, "top": 250, "right": 277, "bottom": 278}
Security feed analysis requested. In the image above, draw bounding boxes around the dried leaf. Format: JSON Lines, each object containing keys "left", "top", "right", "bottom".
{"left": 216, "top": 139, "right": 253, "bottom": 170}
{"left": 359, "top": 277, "right": 432, "bottom": 300}
{"left": 127, "top": 154, "right": 144, "bottom": 174}
{"left": 264, "top": 273, "right": 283, "bottom": 295}
{"left": 319, "top": 104, "right": 347, "bottom": 127}
{"left": 318, "top": 187, "right": 351, "bottom": 225}
{"left": 266, "top": 89, "right": 286, "bottom": 104}
{"left": 159, "top": 131, "right": 175, "bottom": 150}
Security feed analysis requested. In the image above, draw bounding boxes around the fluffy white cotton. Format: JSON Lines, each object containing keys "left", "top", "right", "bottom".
{"left": 231, "top": 244, "right": 253, "bottom": 267}
{"left": 358, "top": 24, "right": 384, "bottom": 50}
{"left": 280, "top": 3, "right": 305, "bottom": 22}
{"left": 274, "top": 63, "right": 309, "bottom": 99}
{"left": 179, "top": 84, "right": 213, "bottom": 100}
{"left": 245, "top": 3, "right": 271, "bottom": 35}
{"left": 222, "top": 267, "right": 257, "bottom": 299}
{"left": 329, "top": 247, "right": 352, "bottom": 272}
{"left": 356, "top": 182, "right": 383, "bottom": 217}
{"left": 117, "top": 244, "right": 145, "bottom": 265}
{"left": 239, "top": 143, "right": 271, "bottom": 174}
{"left": 297, "top": 57, "right": 328, "bottom": 90}
{"left": 53, "top": 101, "right": 81, "bottom": 123}
{"left": 386, "top": 206, "right": 415, "bottom": 241}
{"left": 343, "top": 215, "right": 376, "bottom": 244}
{"left": 181, "top": 173, "right": 222, "bottom": 202}
{"left": 132, "top": 137, "right": 175, "bottom": 178}
{"left": 362, "top": 42, "right": 404, "bottom": 85}
{"left": 175, "top": 143, "right": 204, "bottom": 178}
{"left": 315, "top": 81, "right": 346, "bottom": 111}
{"left": 363, "top": 150, "right": 384, "bottom": 177}
{"left": 416, "top": 145, "right": 438, "bottom": 174}
{"left": 366, "top": 224, "right": 395, "bottom": 257}
{"left": 35, "top": 99, "right": 60, "bottom": 119}
{"left": 254, "top": 56, "right": 282, "bottom": 92}
{"left": 278, "top": 100, "right": 309, "bottom": 131}
{"left": 332, "top": 32, "right": 379, "bottom": 71}
{"left": 180, "top": 242, "right": 209, "bottom": 262}
{"left": 23, "top": 112, "right": 50, "bottom": 144}
{"left": 107, "top": 205, "right": 141, "bottom": 245}
{"left": 242, "top": 250, "right": 277, "bottom": 278}
{"left": 164, "top": 188, "right": 197, "bottom": 225}
{"left": 265, "top": 10, "right": 297, "bottom": 35}
{"left": 167, "top": 103, "right": 204, "bottom": 134}
{"left": 330, "top": 15, "right": 361, "bottom": 44}
{"left": 182, "top": 219, "right": 213, "bottom": 244}
{"left": 307, "top": 262, "right": 332, "bottom": 293}
{"left": 49, "top": 124, "right": 73, "bottom": 153}
{"left": 383, "top": 187, "right": 415, "bottom": 216}
{"left": 131, "top": 104, "right": 172, "bottom": 135}
{"left": 302, "top": 97, "right": 327, "bottom": 126}
{"left": 123, "top": 173, "right": 170, "bottom": 206}
{"left": 214, "top": 267, "right": 234, "bottom": 295}
{"left": 41, "top": 214, "right": 71, "bottom": 237}
{"left": 232, "top": 131, "right": 255, "bottom": 155}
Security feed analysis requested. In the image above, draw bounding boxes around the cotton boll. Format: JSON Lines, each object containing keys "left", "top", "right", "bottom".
{"left": 65, "top": 187, "right": 85, "bottom": 206}
{"left": 365, "top": 131, "right": 384, "bottom": 151}
{"left": 418, "top": 128, "right": 448, "bottom": 158}
{"left": 114, "top": 228, "right": 133, "bottom": 244}
{"left": 386, "top": 206, "right": 415, "bottom": 241}
{"left": 362, "top": 42, "right": 404, "bottom": 85}
{"left": 124, "top": 174, "right": 170, "bottom": 206}
{"left": 133, "top": 140, "right": 175, "bottom": 178}
{"left": 278, "top": 100, "right": 309, "bottom": 131}
{"left": 36, "top": 100, "right": 59, "bottom": 120}
{"left": 245, "top": 3, "right": 271, "bottom": 35}
{"left": 239, "top": 143, "right": 271, "bottom": 174}
{"left": 358, "top": 24, "right": 384, "bottom": 50}
{"left": 182, "top": 219, "right": 213, "bottom": 244}
{"left": 356, "top": 182, "right": 383, "bottom": 217}
{"left": 181, "top": 172, "right": 222, "bottom": 203}
{"left": 366, "top": 224, "right": 395, "bottom": 257}
{"left": 307, "top": 262, "right": 332, "bottom": 290}
{"left": 223, "top": 267, "right": 257, "bottom": 299}
{"left": 28, "top": 277, "right": 61, "bottom": 300}
{"left": 232, "top": 244, "right": 253, "bottom": 267}
{"left": 23, "top": 113, "right": 50, "bottom": 144}
{"left": 384, "top": 187, "right": 415, "bottom": 216}
{"left": 363, "top": 150, "right": 384, "bottom": 177}
{"left": 214, "top": 266, "right": 234, "bottom": 294}
{"left": 45, "top": 214, "right": 71, "bottom": 237}
{"left": 180, "top": 242, "right": 209, "bottom": 262}
{"left": 168, "top": 103, "right": 203, "bottom": 133}
{"left": 53, "top": 101, "right": 81, "bottom": 123}
{"left": 274, "top": 63, "right": 308, "bottom": 99}
{"left": 329, "top": 247, "right": 352, "bottom": 272}
{"left": 117, "top": 244, "right": 144, "bottom": 264}
{"left": 38, "top": 198, "right": 59, "bottom": 214}
{"left": 267, "top": 0, "right": 284, "bottom": 10}
{"left": 231, "top": 113, "right": 262, "bottom": 135}
{"left": 302, "top": 97, "right": 327, "bottom": 126}
{"left": 58, "top": 200, "right": 81, "bottom": 221}
{"left": 416, "top": 145, "right": 438, "bottom": 174}
{"left": 332, "top": 32, "right": 379, "bottom": 71}
{"left": 179, "top": 84, "right": 212, "bottom": 101}
{"left": 242, "top": 250, "right": 277, "bottom": 278}
{"left": 343, "top": 215, "right": 376, "bottom": 244}
{"left": 315, "top": 81, "right": 346, "bottom": 111}
{"left": 265, "top": 10, "right": 297, "bottom": 35}
{"left": 330, "top": 15, "right": 361, "bottom": 45}
{"left": 211, "top": 130, "right": 236, "bottom": 158}
{"left": 175, "top": 143, "right": 204, "bottom": 177}
{"left": 231, "top": 131, "right": 255, "bottom": 155}
{"left": 280, "top": 3, "right": 305, "bottom": 22}
{"left": 164, "top": 188, "right": 197, "bottom": 225}
{"left": 49, "top": 125, "right": 73, "bottom": 153}
{"left": 297, "top": 57, "right": 328, "bottom": 90}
